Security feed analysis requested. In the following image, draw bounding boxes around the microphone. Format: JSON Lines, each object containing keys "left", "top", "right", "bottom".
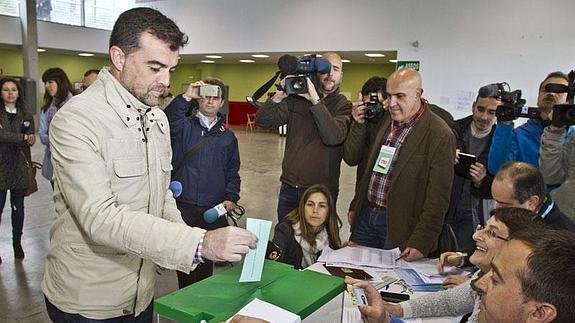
{"left": 278, "top": 54, "right": 299, "bottom": 75}
{"left": 203, "top": 203, "right": 228, "bottom": 224}
{"left": 169, "top": 181, "right": 182, "bottom": 198}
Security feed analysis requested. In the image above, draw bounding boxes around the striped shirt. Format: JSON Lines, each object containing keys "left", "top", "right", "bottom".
{"left": 367, "top": 101, "right": 427, "bottom": 208}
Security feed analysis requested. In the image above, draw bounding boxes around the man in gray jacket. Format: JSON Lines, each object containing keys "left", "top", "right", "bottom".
{"left": 42, "top": 8, "right": 256, "bottom": 322}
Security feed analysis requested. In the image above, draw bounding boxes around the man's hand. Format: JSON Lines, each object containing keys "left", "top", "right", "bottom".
{"left": 297, "top": 77, "right": 321, "bottom": 105}
{"left": 400, "top": 247, "right": 424, "bottom": 261}
{"left": 347, "top": 210, "right": 356, "bottom": 225}
{"left": 469, "top": 162, "right": 487, "bottom": 186}
{"left": 222, "top": 200, "right": 238, "bottom": 212}
{"left": 202, "top": 227, "right": 257, "bottom": 262}
{"left": 26, "top": 134, "right": 35, "bottom": 146}
{"left": 436, "top": 251, "right": 463, "bottom": 273}
{"left": 230, "top": 315, "right": 269, "bottom": 323}
{"left": 454, "top": 149, "right": 460, "bottom": 164}
{"left": 441, "top": 274, "right": 470, "bottom": 289}
{"left": 344, "top": 276, "right": 390, "bottom": 323}
{"left": 352, "top": 101, "right": 367, "bottom": 124}
{"left": 182, "top": 81, "right": 205, "bottom": 101}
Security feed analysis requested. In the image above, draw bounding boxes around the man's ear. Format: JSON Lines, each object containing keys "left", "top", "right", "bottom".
{"left": 527, "top": 302, "right": 557, "bottom": 323}
{"left": 109, "top": 46, "right": 126, "bottom": 72}
{"left": 527, "top": 195, "right": 541, "bottom": 212}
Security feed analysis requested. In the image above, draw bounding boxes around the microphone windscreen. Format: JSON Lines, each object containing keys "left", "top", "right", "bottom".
{"left": 169, "top": 181, "right": 182, "bottom": 198}
{"left": 278, "top": 55, "right": 299, "bottom": 75}
{"left": 203, "top": 207, "right": 220, "bottom": 224}
{"left": 314, "top": 58, "right": 332, "bottom": 74}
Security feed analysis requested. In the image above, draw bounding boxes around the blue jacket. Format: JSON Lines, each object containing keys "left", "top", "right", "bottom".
{"left": 165, "top": 95, "right": 240, "bottom": 207}
{"left": 487, "top": 118, "right": 544, "bottom": 174}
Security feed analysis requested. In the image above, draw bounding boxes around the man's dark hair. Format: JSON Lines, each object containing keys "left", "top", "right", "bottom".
{"left": 361, "top": 76, "right": 387, "bottom": 97}
{"left": 109, "top": 7, "right": 188, "bottom": 55}
{"left": 539, "top": 71, "right": 569, "bottom": 91}
{"left": 511, "top": 229, "right": 575, "bottom": 323}
{"left": 204, "top": 78, "right": 226, "bottom": 100}
{"left": 83, "top": 69, "right": 99, "bottom": 77}
{"left": 496, "top": 162, "right": 546, "bottom": 207}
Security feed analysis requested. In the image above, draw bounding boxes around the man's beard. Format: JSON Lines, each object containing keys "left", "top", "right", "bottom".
{"left": 539, "top": 95, "right": 557, "bottom": 114}
{"left": 320, "top": 77, "right": 337, "bottom": 94}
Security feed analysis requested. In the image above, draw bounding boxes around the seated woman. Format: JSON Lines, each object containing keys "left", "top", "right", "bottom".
{"left": 348, "top": 207, "right": 544, "bottom": 323}
{"left": 272, "top": 184, "right": 342, "bottom": 269}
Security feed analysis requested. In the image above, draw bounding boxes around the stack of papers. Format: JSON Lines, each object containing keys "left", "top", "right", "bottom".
{"left": 319, "top": 246, "right": 402, "bottom": 269}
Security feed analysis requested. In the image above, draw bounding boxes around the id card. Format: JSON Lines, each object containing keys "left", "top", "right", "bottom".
{"left": 347, "top": 284, "right": 368, "bottom": 306}
{"left": 372, "top": 145, "right": 396, "bottom": 175}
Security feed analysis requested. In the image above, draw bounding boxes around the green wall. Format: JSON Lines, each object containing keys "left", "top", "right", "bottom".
{"left": 1, "top": 47, "right": 396, "bottom": 102}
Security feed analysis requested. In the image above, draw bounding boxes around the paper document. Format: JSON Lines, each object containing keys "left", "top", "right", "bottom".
{"left": 226, "top": 298, "right": 300, "bottom": 323}
{"left": 324, "top": 246, "right": 401, "bottom": 269}
{"left": 240, "top": 218, "right": 272, "bottom": 282}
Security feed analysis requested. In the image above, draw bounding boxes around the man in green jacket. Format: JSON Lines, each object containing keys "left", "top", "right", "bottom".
{"left": 345, "top": 68, "right": 455, "bottom": 260}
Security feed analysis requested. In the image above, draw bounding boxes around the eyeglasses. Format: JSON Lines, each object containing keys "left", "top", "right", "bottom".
{"left": 475, "top": 224, "right": 509, "bottom": 242}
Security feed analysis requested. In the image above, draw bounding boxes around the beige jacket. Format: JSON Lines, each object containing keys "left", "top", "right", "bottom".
{"left": 41, "top": 69, "right": 205, "bottom": 319}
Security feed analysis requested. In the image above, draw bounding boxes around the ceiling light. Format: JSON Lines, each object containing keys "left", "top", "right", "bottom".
{"left": 365, "top": 53, "right": 385, "bottom": 58}
{"left": 200, "top": 60, "right": 215, "bottom": 64}
{"left": 341, "top": 59, "right": 351, "bottom": 63}
{"left": 37, "top": 48, "right": 46, "bottom": 52}
{"left": 78, "top": 52, "right": 95, "bottom": 57}
{"left": 251, "top": 54, "right": 270, "bottom": 58}
{"left": 205, "top": 55, "right": 222, "bottom": 59}
{"left": 240, "top": 59, "right": 255, "bottom": 63}
{"left": 388, "top": 59, "right": 398, "bottom": 63}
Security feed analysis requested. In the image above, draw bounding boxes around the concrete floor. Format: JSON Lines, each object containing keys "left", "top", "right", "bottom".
{"left": 0, "top": 126, "right": 356, "bottom": 322}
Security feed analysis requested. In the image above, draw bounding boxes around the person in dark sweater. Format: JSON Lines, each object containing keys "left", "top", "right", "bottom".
{"left": 272, "top": 184, "right": 342, "bottom": 269}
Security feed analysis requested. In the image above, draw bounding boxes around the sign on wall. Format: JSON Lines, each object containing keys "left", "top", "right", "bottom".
{"left": 396, "top": 61, "right": 420, "bottom": 71}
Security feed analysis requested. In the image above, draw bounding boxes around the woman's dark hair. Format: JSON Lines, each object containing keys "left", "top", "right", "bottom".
{"left": 0, "top": 78, "right": 28, "bottom": 114}
{"left": 284, "top": 184, "right": 342, "bottom": 249}
{"left": 41, "top": 67, "right": 73, "bottom": 112}
{"left": 109, "top": 7, "right": 188, "bottom": 55}
{"left": 490, "top": 207, "right": 545, "bottom": 237}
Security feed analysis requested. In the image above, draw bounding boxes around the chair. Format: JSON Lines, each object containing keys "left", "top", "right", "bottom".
{"left": 246, "top": 113, "right": 256, "bottom": 132}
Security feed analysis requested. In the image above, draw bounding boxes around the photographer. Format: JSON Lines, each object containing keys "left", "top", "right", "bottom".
{"left": 540, "top": 113, "right": 575, "bottom": 220}
{"left": 488, "top": 72, "right": 569, "bottom": 175}
{"left": 164, "top": 78, "right": 241, "bottom": 288}
{"left": 255, "top": 52, "right": 352, "bottom": 221}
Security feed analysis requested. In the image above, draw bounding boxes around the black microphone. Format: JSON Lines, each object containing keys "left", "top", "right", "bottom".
{"left": 277, "top": 55, "right": 299, "bottom": 75}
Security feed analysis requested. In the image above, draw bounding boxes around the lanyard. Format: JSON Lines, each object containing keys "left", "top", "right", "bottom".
{"left": 385, "top": 121, "right": 402, "bottom": 146}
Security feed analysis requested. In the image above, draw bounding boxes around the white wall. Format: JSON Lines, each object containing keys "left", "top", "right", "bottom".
{"left": 1, "top": 0, "right": 573, "bottom": 118}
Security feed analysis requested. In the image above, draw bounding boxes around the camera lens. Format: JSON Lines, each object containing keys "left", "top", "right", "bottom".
{"left": 293, "top": 78, "right": 305, "bottom": 90}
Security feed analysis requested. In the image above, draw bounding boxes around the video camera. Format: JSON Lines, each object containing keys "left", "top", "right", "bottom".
{"left": 277, "top": 54, "right": 331, "bottom": 95}
{"left": 364, "top": 93, "right": 385, "bottom": 121}
{"left": 479, "top": 82, "right": 536, "bottom": 122}
{"left": 549, "top": 70, "right": 575, "bottom": 127}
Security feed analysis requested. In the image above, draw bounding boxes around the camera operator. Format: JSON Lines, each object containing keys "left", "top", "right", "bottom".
{"left": 344, "top": 68, "right": 455, "bottom": 260}
{"left": 488, "top": 72, "right": 569, "bottom": 176}
{"left": 255, "top": 52, "right": 352, "bottom": 221}
{"left": 539, "top": 106, "right": 575, "bottom": 220}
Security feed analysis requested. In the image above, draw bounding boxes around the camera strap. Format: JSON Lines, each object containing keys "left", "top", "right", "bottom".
{"left": 246, "top": 71, "right": 281, "bottom": 107}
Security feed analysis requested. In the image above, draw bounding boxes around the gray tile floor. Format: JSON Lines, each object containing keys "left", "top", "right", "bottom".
{"left": 0, "top": 127, "right": 356, "bottom": 322}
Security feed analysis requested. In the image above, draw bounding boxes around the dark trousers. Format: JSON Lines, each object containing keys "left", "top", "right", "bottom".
{"left": 176, "top": 201, "right": 227, "bottom": 289}
{"left": 349, "top": 201, "right": 391, "bottom": 249}
{"left": 0, "top": 189, "right": 26, "bottom": 242}
{"left": 45, "top": 297, "right": 153, "bottom": 323}
{"left": 276, "top": 182, "right": 339, "bottom": 222}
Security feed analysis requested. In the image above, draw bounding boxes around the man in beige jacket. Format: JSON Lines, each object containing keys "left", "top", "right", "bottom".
{"left": 42, "top": 8, "right": 257, "bottom": 322}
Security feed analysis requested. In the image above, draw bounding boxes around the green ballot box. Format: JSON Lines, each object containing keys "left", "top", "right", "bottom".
{"left": 154, "top": 260, "right": 345, "bottom": 322}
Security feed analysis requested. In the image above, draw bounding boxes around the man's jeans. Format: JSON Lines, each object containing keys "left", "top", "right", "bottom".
{"left": 276, "top": 182, "right": 339, "bottom": 222}
{"left": 350, "top": 201, "right": 391, "bottom": 249}
{"left": 45, "top": 297, "right": 153, "bottom": 323}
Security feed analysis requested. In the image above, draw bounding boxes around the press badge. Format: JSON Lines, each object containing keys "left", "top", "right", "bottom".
{"left": 372, "top": 145, "right": 396, "bottom": 174}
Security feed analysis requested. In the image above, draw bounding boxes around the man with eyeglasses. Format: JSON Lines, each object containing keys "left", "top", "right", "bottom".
{"left": 164, "top": 78, "right": 242, "bottom": 288}
{"left": 491, "top": 161, "right": 574, "bottom": 230}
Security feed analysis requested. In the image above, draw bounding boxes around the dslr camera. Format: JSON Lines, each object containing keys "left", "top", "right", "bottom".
{"left": 364, "top": 93, "right": 385, "bottom": 121}
{"left": 277, "top": 54, "right": 331, "bottom": 95}
{"left": 479, "top": 82, "right": 536, "bottom": 122}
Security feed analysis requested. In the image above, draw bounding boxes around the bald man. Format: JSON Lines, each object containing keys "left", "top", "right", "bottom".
{"left": 256, "top": 52, "right": 352, "bottom": 221}
{"left": 345, "top": 68, "right": 455, "bottom": 260}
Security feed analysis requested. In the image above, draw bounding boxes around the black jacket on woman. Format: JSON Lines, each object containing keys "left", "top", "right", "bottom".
{"left": 0, "top": 107, "right": 35, "bottom": 190}
{"left": 272, "top": 222, "right": 305, "bottom": 269}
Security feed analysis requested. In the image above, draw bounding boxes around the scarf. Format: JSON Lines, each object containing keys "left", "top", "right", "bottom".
{"left": 292, "top": 222, "right": 329, "bottom": 268}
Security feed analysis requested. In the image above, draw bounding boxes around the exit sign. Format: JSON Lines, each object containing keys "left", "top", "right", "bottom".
{"left": 396, "top": 61, "right": 420, "bottom": 71}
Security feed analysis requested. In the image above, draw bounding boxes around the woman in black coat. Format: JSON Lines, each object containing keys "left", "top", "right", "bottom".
{"left": 272, "top": 184, "right": 342, "bottom": 269}
{"left": 0, "top": 78, "right": 35, "bottom": 263}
